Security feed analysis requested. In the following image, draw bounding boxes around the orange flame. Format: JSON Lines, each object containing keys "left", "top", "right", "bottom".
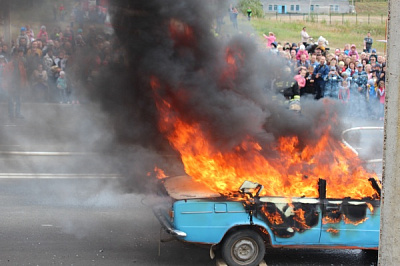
{"left": 169, "top": 19, "right": 195, "bottom": 47}
{"left": 293, "top": 208, "right": 310, "bottom": 229}
{"left": 366, "top": 202, "right": 374, "bottom": 213}
{"left": 322, "top": 216, "right": 341, "bottom": 224}
{"left": 342, "top": 214, "right": 369, "bottom": 226}
{"left": 154, "top": 166, "right": 167, "bottom": 179}
{"left": 327, "top": 228, "right": 339, "bottom": 234}
{"left": 261, "top": 207, "right": 283, "bottom": 225}
{"left": 150, "top": 83, "right": 380, "bottom": 199}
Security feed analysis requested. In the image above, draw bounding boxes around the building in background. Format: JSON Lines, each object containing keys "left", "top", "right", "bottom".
{"left": 261, "top": 0, "right": 352, "bottom": 14}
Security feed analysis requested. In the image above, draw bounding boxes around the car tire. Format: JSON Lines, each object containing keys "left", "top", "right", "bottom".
{"left": 221, "top": 229, "right": 265, "bottom": 266}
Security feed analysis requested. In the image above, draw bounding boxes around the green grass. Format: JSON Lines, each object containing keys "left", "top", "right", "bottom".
{"left": 251, "top": 17, "right": 387, "bottom": 54}
{"left": 356, "top": 2, "right": 388, "bottom": 16}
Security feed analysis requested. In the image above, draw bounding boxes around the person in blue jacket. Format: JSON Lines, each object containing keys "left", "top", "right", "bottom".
{"left": 324, "top": 66, "right": 342, "bottom": 98}
{"left": 312, "top": 56, "right": 329, "bottom": 99}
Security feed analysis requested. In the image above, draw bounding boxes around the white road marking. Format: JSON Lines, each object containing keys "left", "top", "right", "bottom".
{"left": 0, "top": 173, "right": 121, "bottom": 179}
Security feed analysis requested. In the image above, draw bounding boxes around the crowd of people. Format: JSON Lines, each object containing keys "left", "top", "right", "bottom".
{"left": 0, "top": 4, "right": 386, "bottom": 122}
{"left": 266, "top": 28, "right": 386, "bottom": 120}
{"left": 0, "top": 3, "right": 120, "bottom": 120}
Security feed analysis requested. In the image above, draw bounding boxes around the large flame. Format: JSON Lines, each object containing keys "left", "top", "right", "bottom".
{"left": 149, "top": 19, "right": 380, "bottom": 200}
{"left": 151, "top": 75, "right": 379, "bottom": 199}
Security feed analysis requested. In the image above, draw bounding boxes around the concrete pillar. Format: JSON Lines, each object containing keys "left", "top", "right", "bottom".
{"left": 378, "top": 0, "right": 400, "bottom": 265}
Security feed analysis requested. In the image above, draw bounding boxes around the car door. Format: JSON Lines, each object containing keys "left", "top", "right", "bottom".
{"left": 320, "top": 199, "right": 380, "bottom": 248}
{"left": 258, "top": 197, "right": 322, "bottom": 245}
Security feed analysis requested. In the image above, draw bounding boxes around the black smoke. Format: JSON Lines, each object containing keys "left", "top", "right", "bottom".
{"left": 95, "top": 0, "right": 346, "bottom": 192}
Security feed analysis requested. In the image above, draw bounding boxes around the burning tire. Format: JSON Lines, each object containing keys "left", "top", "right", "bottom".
{"left": 221, "top": 229, "right": 265, "bottom": 266}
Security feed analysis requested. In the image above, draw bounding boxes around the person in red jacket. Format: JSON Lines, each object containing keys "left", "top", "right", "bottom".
{"left": 59, "top": 3, "right": 66, "bottom": 21}
{"left": 37, "top": 25, "right": 49, "bottom": 43}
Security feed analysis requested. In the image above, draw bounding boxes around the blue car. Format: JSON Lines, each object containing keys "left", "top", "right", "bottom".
{"left": 154, "top": 175, "right": 380, "bottom": 266}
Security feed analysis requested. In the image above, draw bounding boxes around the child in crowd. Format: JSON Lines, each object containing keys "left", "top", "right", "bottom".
{"left": 296, "top": 44, "right": 309, "bottom": 60}
{"left": 56, "top": 71, "right": 68, "bottom": 103}
{"left": 377, "top": 80, "right": 386, "bottom": 120}
{"left": 263, "top": 32, "right": 276, "bottom": 48}
{"left": 338, "top": 80, "right": 350, "bottom": 103}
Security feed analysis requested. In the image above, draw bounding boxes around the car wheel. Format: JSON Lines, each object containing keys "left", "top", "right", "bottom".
{"left": 221, "top": 229, "right": 265, "bottom": 266}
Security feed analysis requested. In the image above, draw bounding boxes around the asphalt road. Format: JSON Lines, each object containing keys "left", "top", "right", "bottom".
{"left": 0, "top": 178, "right": 378, "bottom": 266}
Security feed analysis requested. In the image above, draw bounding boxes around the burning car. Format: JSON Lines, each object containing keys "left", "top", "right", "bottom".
{"left": 154, "top": 175, "right": 380, "bottom": 266}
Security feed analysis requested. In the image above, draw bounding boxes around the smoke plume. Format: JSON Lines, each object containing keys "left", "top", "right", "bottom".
{"left": 96, "top": 0, "right": 347, "bottom": 192}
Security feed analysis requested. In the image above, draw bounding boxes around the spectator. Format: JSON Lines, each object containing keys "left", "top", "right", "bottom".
{"left": 324, "top": 66, "right": 342, "bottom": 98}
{"left": 269, "top": 42, "right": 278, "bottom": 54}
{"left": 59, "top": 3, "right": 66, "bottom": 21}
{"left": 369, "top": 54, "right": 378, "bottom": 66}
{"left": 291, "top": 43, "right": 298, "bottom": 53}
{"left": 231, "top": 7, "right": 238, "bottom": 30}
{"left": 75, "top": 35, "right": 86, "bottom": 48}
{"left": 52, "top": 40, "right": 62, "bottom": 56}
{"left": 337, "top": 53, "right": 345, "bottom": 64}
{"left": 354, "top": 63, "right": 368, "bottom": 97}
{"left": 25, "top": 25, "right": 35, "bottom": 43}
{"left": 290, "top": 49, "right": 297, "bottom": 61}
{"left": 365, "top": 64, "right": 373, "bottom": 80}
{"left": 301, "top": 27, "right": 311, "bottom": 46}
{"left": 16, "top": 27, "right": 30, "bottom": 48}
{"left": 364, "top": 31, "right": 373, "bottom": 53}
{"left": 1, "top": 44, "right": 11, "bottom": 62}
{"left": 377, "top": 80, "right": 385, "bottom": 120}
{"left": 377, "top": 55, "right": 384, "bottom": 66}
{"left": 345, "top": 61, "right": 356, "bottom": 77}
{"left": 329, "top": 58, "right": 338, "bottom": 71}
{"left": 37, "top": 26, "right": 49, "bottom": 43}
{"left": 57, "top": 71, "right": 68, "bottom": 103}
{"left": 348, "top": 44, "right": 359, "bottom": 61}
{"left": 312, "top": 56, "right": 329, "bottom": 99}
{"left": 338, "top": 79, "right": 350, "bottom": 103}
{"left": 296, "top": 44, "right": 309, "bottom": 60}
{"left": 246, "top": 7, "right": 252, "bottom": 21}
{"left": 63, "top": 26, "right": 75, "bottom": 44}
{"left": 26, "top": 41, "right": 42, "bottom": 58}
{"left": 296, "top": 54, "right": 310, "bottom": 72}
{"left": 3, "top": 48, "right": 28, "bottom": 119}
{"left": 31, "top": 63, "right": 49, "bottom": 102}
{"left": 42, "top": 40, "right": 54, "bottom": 56}
{"left": 50, "top": 27, "right": 61, "bottom": 42}
{"left": 263, "top": 32, "right": 276, "bottom": 48}
{"left": 315, "top": 48, "right": 323, "bottom": 62}
{"left": 361, "top": 58, "right": 368, "bottom": 69}
{"left": 0, "top": 55, "right": 7, "bottom": 95}
{"left": 310, "top": 54, "right": 319, "bottom": 69}
{"left": 376, "top": 64, "right": 385, "bottom": 84}
{"left": 350, "top": 69, "right": 368, "bottom": 118}
{"left": 343, "top": 44, "right": 350, "bottom": 56}
{"left": 355, "top": 63, "right": 367, "bottom": 76}
{"left": 295, "top": 67, "right": 307, "bottom": 89}
{"left": 360, "top": 52, "right": 367, "bottom": 62}
{"left": 337, "top": 61, "right": 346, "bottom": 75}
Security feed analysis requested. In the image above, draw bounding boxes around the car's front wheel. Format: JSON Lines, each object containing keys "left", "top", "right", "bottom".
{"left": 221, "top": 229, "right": 265, "bottom": 266}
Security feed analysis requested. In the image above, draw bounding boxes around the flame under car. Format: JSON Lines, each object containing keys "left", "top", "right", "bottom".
{"left": 153, "top": 175, "right": 380, "bottom": 266}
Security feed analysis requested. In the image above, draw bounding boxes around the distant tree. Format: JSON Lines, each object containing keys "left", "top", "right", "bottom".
{"left": 238, "top": 0, "right": 264, "bottom": 18}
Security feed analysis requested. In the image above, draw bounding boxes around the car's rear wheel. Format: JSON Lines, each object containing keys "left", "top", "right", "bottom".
{"left": 221, "top": 229, "right": 265, "bottom": 266}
